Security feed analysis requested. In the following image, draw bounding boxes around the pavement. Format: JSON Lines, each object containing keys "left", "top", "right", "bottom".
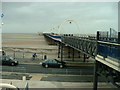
{"left": 0, "top": 79, "right": 116, "bottom": 88}
{"left": 0, "top": 72, "right": 117, "bottom": 88}
{"left": 0, "top": 78, "right": 116, "bottom": 88}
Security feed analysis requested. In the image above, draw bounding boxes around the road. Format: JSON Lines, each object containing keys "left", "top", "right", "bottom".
{"left": 1, "top": 64, "right": 107, "bottom": 82}
{"left": 2, "top": 64, "right": 94, "bottom": 75}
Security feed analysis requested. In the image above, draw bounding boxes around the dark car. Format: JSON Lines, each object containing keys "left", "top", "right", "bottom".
{"left": 0, "top": 56, "right": 19, "bottom": 66}
{"left": 40, "top": 59, "right": 66, "bottom": 68}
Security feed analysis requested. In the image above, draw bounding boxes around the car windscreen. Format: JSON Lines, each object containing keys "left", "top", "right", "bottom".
{"left": 9, "top": 57, "right": 14, "bottom": 60}
{"left": 3, "top": 56, "right": 14, "bottom": 61}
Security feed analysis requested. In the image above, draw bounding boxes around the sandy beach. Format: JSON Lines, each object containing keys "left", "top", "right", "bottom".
{"left": 2, "top": 33, "right": 58, "bottom": 59}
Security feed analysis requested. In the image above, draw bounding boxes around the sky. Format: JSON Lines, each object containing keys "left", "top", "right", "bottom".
{"left": 1, "top": 2, "right": 118, "bottom": 34}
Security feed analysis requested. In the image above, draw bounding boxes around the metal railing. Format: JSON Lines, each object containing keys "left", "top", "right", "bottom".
{"left": 44, "top": 32, "right": 120, "bottom": 60}
{"left": 62, "top": 36, "right": 97, "bottom": 58}
{"left": 97, "top": 41, "right": 120, "bottom": 60}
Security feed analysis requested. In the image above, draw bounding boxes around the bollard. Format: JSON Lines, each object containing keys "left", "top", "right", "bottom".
{"left": 25, "top": 82, "right": 29, "bottom": 90}
{"left": 44, "top": 55, "right": 47, "bottom": 60}
{"left": 22, "top": 76, "right": 26, "bottom": 81}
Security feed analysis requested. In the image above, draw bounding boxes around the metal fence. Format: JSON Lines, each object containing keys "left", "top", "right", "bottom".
{"left": 4, "top": 50, "right": 43, "bottom": 59}
{"left": 97, "top": 29, "right": 120, "bottom": 60}
{"left": 99, "top": 28, "right": 118, "bottom": 43}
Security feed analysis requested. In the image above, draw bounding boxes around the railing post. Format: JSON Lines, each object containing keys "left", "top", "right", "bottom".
{"left": 97, "top": 31, "right": 100, "bottom": 41}
{"left": 110, "top": 28, "right": 112, "bottom": 39}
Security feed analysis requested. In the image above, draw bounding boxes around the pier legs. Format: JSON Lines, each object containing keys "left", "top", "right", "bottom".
{"left": 72, "top": 48, "right": 74, "bottom": 61}
{"left": 61, "top": 44, "right": 63, "bottom": 62}
{"left": 58, "top": 43, "right": 60, "bottom": 58}
{"left": 83, "top": 54, "right": 86, "bottom": 62}
{"left": 78, "top": 51, "right": 80, "bottom": 58}
{"left": 68, "top": 47, "right": 70, "bottom": 58}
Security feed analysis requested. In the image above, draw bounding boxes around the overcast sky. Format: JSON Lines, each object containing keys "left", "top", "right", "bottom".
{"left": 2, "top": 2, "right": 118, "bottom": 34}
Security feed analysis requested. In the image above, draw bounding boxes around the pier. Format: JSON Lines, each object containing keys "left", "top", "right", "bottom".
{"left": 43, "top": 30, "right": 120, "bottom": 89}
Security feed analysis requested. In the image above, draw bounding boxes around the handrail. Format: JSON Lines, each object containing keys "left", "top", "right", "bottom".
{"left": 98, "top": 41, "right": 120, "bottom": 46}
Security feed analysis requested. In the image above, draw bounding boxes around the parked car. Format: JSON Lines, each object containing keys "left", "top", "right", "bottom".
{"left": 0, "top": 56, "right": 19, "bottom": 66}
{"left": 40, "top": 59, "right": 66, "bottom": 68}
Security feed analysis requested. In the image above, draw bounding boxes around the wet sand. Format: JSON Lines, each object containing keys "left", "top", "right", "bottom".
{"left": 2, "top": 33, "right": 57, "bottom": 49}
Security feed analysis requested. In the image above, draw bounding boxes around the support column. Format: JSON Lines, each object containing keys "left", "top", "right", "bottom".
{"left": 58, "top": 43, "right": 60, "bottom": 58}
{"left": 78, "top": 51, "right": 80, "bottom": 58}
{"left": 68, "top": 47, "right": 70, "bottom": 58}
{"left": 93, "top": 31, "right": 100, "bottom": 90}
{"left": 72, "top": 48, "right": 74, "bottom": 61}
{"left": 61, "top": 44, "right": 63, "bottom": 62}
{"left": 93, "top": 61, "right": 98, "bottom": 90}
{"left": 83, "top": 54, "right": 86, "bottom": 62}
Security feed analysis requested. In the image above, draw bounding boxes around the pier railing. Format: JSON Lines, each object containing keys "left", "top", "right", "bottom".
{"left": 62, "top": 36, "right": 97, "bottom": 58}
{"left": 43, "top": 32, "right": 120, "bottom": 61}
{"left": 97, "top": 41, "right": 120, "bottom": 60}
{"left": 62, "top": 35, "right": 120, "bottom": 61}
{"left": 97, "top": 31, "right": 120, "bottom": 60}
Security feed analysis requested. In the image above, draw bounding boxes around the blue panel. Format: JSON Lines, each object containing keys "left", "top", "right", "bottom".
{"left": 98, "top": 44, "right": 120, "bottom": 60}
{"left": 46, "top": 34, "right": 62, "bottom": 39}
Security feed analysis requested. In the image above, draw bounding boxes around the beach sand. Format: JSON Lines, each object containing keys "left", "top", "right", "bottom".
{"left": 2, "top": 33, "right": 58, "bottom": 59}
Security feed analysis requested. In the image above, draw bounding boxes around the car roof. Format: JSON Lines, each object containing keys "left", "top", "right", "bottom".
{"left": 44, "top": 59, "right": 60, "bottom": 62}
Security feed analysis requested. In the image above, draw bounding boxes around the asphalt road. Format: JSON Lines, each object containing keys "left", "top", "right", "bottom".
{"left": 1, "top": 64, "right": 107, "bottom": 82}
{"left": 2, "top": 64, "right": 94, "bottom": 75}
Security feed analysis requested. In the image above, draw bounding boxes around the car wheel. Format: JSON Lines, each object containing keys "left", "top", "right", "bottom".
{"left": 45, "top": 64, "right": 48, "bottom": 68}
{"left": 11, "top": 63, "right": 14, "bottom": 66}
{"left": 60, "top": 65, "right": 63, "bottom": 68}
